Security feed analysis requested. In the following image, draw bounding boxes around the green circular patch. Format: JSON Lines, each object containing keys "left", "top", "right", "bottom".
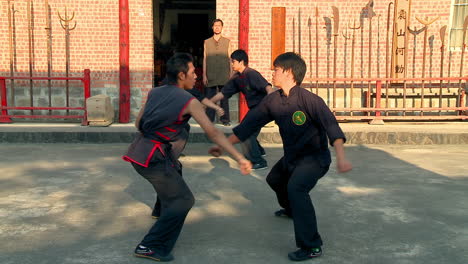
{"left": 292, "top": 111, "right": 306, "bottom": 125}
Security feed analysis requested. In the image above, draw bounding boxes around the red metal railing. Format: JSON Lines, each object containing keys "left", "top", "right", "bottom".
{"left": 0, "top": 69, "right": 91, "bottom": 125}
{"left": 304, "top": 76, "right": 468, "bottom": 122}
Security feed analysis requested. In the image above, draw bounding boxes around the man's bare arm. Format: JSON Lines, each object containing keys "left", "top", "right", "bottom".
{"left": 185, "top": 99, "right": 251, "bottom": 174}
{"left": 210, "top": 92, "right": 225, "bottom": 104}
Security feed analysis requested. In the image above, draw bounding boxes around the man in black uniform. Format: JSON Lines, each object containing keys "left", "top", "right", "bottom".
{"left": 123, "top": 53, "right": 251, "bottom": 262}
{"left": 209, "top": 52, "right": 352, "bottom": 261}
{"left": 210, "top": 49, "right": 275, "bottom": 170}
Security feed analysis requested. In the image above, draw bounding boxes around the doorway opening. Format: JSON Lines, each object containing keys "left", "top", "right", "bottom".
{"left": 153, "top": 0, "right": 216, "bottom": 90}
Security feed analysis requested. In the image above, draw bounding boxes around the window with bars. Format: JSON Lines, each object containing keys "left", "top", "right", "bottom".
{"left": 450, "top": 0, "right": 468, "bottom": 48}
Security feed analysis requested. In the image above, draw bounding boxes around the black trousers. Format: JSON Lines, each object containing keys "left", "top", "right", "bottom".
{"left": 239, "top": 127, "right": 267, "bottom": 165}
{"left": 132, "top": 161, "right": 194, "bottom": 255}
{"left": 205, "top": 85, "right": 230, "bottom": 123}
{"left": 266, "top": 155, "right": 329, "bottom": 249}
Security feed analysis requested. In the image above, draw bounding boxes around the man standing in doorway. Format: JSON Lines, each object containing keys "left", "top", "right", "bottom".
{"left": 203, "top": 18, "right": 232, "bottom": 126}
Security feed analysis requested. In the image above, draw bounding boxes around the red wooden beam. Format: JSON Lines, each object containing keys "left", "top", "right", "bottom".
{"left": 238, "top": 0, "right": 249, "bottom": 122}
{"left": 119, "top": 0, "right": 130, "bottom": 123}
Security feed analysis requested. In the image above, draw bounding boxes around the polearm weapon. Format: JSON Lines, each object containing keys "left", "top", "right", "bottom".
{"left": 293, "top": 17, "right": 295, "bottom": 53}
{"left": 377, "top": 14, "right": 381, "bottom": 78}
{"left": 45, "top": 0, "right": 53, "bottom": 114}
{"left": 342, "top": 26, "right": 350, "bottom": 108}
{"left": 298, "top": 8, "right": 301, "bottom": 55}
{"left": 385, "top": 1, "right": 394, "bottom": 114}
{"left": 7, "top": 0, "right": 14, "bottom": 105}
{"left": 385, "top": 1, "right": 394, "bottom": 79}
{"left": 429, "top": 35, "right": 435, "bottom": 93}
{"left": 331, "top": 6, "right": 339, "bottom": 110}
{"left": 366, "top": 1, "right": 375, "bottom": 116}
{"left": 28, "top": 0, "right": 35, "bottom": 114}
{"left": 324, "top": 16, "right": 332, "bottom": 105}
{"left": 12, "top": 2, "right": 18, "bottom": 72}
{"left": 315, "top": 7, "right": 319, "bottom": 94}
{"left": 308, "top": 16, "right": 312, "bottom": 80}
{"left": 58, "top": 7, "right": 77, "bottom": 115}
{"left": 7, "top": 1, "right": 19, "bottom": 105}
{"left": 408, "top": 26, "right": 426, "bottom": 79}
{"left": 458, "top": 15, "right": 468, "bottom": 109}
{"left": 439, "top": 25, "right": 447, "bottom": 114}
{"left": 349, "top": 19, "right": 361, "bottom": 116}
{"left": 415, "top": 16, "right": 439, "bottom": 114}
{"left": 342, "top": 26, "right": 351, "bottom": 78}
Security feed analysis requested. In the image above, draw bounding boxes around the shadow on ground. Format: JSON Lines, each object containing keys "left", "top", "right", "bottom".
{"left": 0, "top": 143, "right": 467, "bottom": 264}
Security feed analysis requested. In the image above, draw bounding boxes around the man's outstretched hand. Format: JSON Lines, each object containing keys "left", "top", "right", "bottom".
{"left": 337, "top": 159, "right": 353, "bottom": 173}
{"left": 238, "top": 158, "right": 252, "bottom": 175}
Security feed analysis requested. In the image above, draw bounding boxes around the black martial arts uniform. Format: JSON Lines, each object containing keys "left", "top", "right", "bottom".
{"left": 222, "top": 67, "right": 270, "bottom": 166}
{"left": 233, "top": 86, "right": 346, "bottom": 249}
{"left": 123, "top": 84, "right": 196, "bottom": 256}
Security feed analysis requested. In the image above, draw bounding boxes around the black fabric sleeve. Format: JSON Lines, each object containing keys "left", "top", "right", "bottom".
{"left": 221, "top": 75, "right": 240, "bottom": 99}
{"left": 187, "top": 89, "right": 205, "bottom": 101}
{"left": 232, "top": 99, "right": 273, "bottom": 141}
{"left": 307, "top": 95, "right": 346, "bottom": 146}
{"left": 248, "top": 70, "right": 270, "bottom": 92}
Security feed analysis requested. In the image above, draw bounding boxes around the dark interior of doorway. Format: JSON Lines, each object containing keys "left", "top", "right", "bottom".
{"left": 153, "top": 0, "right": 216, "bottom": 88}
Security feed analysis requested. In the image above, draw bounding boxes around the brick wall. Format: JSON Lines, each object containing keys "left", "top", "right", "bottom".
{"left": 0, "top": 0, "right": 153, "bottom": 121}
{"left": 1, "top": 0, "right": 465, "bottom": 123}
{"left": 218, "top": 0, "right": 465, "bottom": 82}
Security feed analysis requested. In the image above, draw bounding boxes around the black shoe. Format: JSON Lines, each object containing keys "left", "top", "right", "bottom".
{"left": 222, "top": 122, "right": 231, "bottom": 126}
{"left": 252, "top": 163, "right": 268, "bottom": 170}
{"left": 288, "top": 247, "right": 322, "bottom": 261}
{"left": 134, "top": 245, "right": 174, "bottom": 262}
{"left": 274, "top": 208, "right": 292, "bottom": 218}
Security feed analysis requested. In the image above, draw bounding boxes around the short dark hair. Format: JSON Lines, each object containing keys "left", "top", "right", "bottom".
{"left": 166, "top": 53, "right": 193, "bottom": 84}
{"left": 273, "top": 52, "right": 306, "bottom": 85}
{"left": 212, "top": 18, "right": 224, "bottom": 27}
{"left": 230, "top": 49, "right": 249, "bottom": 66}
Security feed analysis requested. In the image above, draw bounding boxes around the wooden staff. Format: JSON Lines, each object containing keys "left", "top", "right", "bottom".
{"left": 439, "top": 25, "right": 447, "bottom": 113}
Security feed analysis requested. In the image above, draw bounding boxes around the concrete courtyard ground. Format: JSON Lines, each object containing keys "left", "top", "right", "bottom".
{"left": 0, "top": 143, "right": 467, "bottom": 264}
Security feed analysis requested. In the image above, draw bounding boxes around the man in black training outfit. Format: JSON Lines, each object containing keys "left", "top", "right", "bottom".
{"left": 210, "top": 49, "right": 275, "bottom": 170}
{"left": 209, "top": 52, "right": 352, "bottom": 261}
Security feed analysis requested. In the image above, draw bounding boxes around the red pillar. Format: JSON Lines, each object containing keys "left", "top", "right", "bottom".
{"left": 119, "top": 0, "right": 130, "bottom": 123}
{"left": 238, "top": 0, "right": 249, "bottom": 122}
{"left": 0, "top": 78, "right": 12, "bottom": 123}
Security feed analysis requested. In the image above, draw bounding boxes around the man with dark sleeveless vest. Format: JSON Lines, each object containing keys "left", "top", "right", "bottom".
{"left": 123, "top": 53, "right": 251, "bottom": 262}
{"left": 203, "top": 18, "right": 232, "bottom": 126}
